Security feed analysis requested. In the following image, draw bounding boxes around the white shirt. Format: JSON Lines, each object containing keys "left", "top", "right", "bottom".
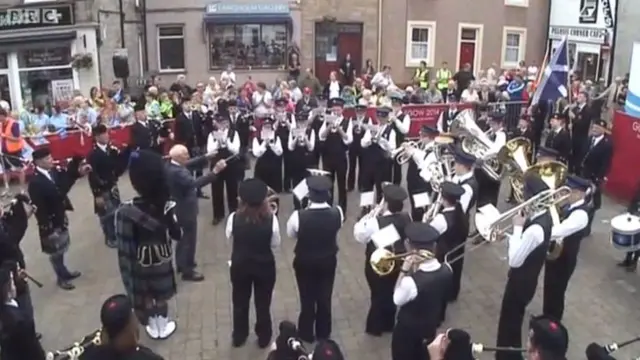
{"left": 451, "top": 171, "right": 474, "bottom": 213}
{"left": 429, "top": 207, "right": 456, "bottom": 234}
{"left": 353, "top": 210, "right": 393, "bottom": 244}
{"left": 96, "top": 142, "right": 108, "bottom": 152}
{"left": 206, "top": 130, "right": 241, "bottom": 156}
{"left": 318, "top": 117, "right": 353, "bottom": 146}
{"left": 288, "top": 128, "right": 316, "bottom": 152}
{"left": 252, "top": 91, "right": 273, "bottom": 116}
{"left": 225, "top": 212, "right": 281, "bottom": 250}
{"left": 252, "top": 136, "right": 283, "bottom": 157}
{"left": 360, "top": 124, "right": 396, "bottom": 152}
{"left": 551, "top": 200, "right": 589, "bottom": 242}
{"left": 371, "top": 72, "right": 395, "bottom": 90}
{"left": 489, "top": 129, "right": 507, "bottom": 154}
{"left": 527, "top": 66, "right": 538, "bottom": 81}
{"left": 36, "top": 166, "right": 53, "bottom": 182}
{"left": 221, "top": 71, "right": 237, "bottom": 85}
{"left": 393, "top": 259, "right": 442, "bottom": 306}
{"left": 590, "top": 134, "right": 604, "bottom": 148}
{"left": 461, "top": 89, "right": 479, "bottom": 103}
{"left": 508, "top": 213, "right": 546, "bottom": 268}
{"left": 437, "top": 109, "right": 457, "bottom": 133}
{"left": 392, "top": 109, "right": 411, "bottom": 135}
{"left": 410, "top": 147, "right": 436, "bottom": 170}
{"left": 5, "top": 299, "right": 18, "bottom": 307}
{"left": 286, "top": 202, "right": 345, "bottom": 238}
{"left": 328, "top": 81, "right": 341, "bottom": 99}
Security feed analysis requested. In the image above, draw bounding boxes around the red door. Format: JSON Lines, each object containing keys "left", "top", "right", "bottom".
{"left": 458, "top": 42, "right": 475, "bottom": 71}
{"left": 337, "top": 32, "right": 362, "bottom": 83}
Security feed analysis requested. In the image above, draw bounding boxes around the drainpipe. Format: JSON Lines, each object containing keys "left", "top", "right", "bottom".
{"left": 376, "top": 0, "right": 382, "bottom": 68}
{"left": 118, "top": 0, "right": 128, "bottom": 88}
{"left": 142, "top": 0, "right": 149, "bottom": 72}
{"left": 607, "top": 0, "right": 621, "bottom": 83}
{"left": 545, "top": 0, "right": 553, "bottom": 60}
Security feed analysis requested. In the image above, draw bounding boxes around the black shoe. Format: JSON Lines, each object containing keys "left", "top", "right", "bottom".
{"left": 182, "top": 271, "right": 205, "bottom": 282}
{"left": 65, "top": 271, "right": 81, "bottom": 280}
{"left": 257, "top": 336, "right": 271, "bottom": 349}
{"left": 105, "top": 241, "right": 117, "bottom": 249}
{"left": 626, "top": 262, "right": 638, "bottom": 272}
{"left": 197, "top": 192, "right": 210, "bottom": 199}
{"left": 232, "top": 336, "right": 248, "bottom": 348}
{"left": 57, "top": 280, "right": 75, "bottom": 290}
{"left": 36, "top": 333, "right": 42, "bottom": 340}
{"left": 211, "top": 218, "right": 222, "bottom": 226}
{"left": 617, "top": 260, "right": 632, "bottom": 267}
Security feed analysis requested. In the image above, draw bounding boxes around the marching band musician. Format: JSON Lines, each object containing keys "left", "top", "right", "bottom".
{"left": 253, "top": 117, "right": 284, "bottom": 211}
{"left": 512, "top": 117, "right": 536, "bottom": 155}
{"left": 113, "top": 150, "right": 182, "bottom": 340}
{"left": 389, "top": 93, "right": 411, "bottom": 185}
{"left": 407, "top": 126, "right": 439, "bottom": 221}
{"left": 87, "top": 124, "right": 131, "bottom": 248}
{"left": 225, "top": 178, "right": 280, "bottom": 348}
{"left": 347, "top": 104, "right": 371, "bottom": 192}
{"left": 130, "top": 113, "right": 160, "bottom": 151}
{"left": 228, "top": 99, "right": 252, "bottom": 169}
{"left": 207, "top": 113, "right": 241, "bottom": 225}
{"left": 392, "top": 222, "right": 452, "bottom": 360}
{"left": 475, "top": 114, "right": 507, "bottom": 209}
{"left": 28, "top": 148, "right": 90, "bottom": 290}
{"left": 353, "top": 184, "right": 412, "bottom": 336}
{"left": 436, "top": 95, "right": 459, "bottom": 133}
{"left": 318, "top": 98, "right": 353, "bottom": 212}
{"left": 174, "top": 96, "right": 209, "bottom": 198}
{"left": 288, "top": 113, "right": 316, "bottom": 210}
{"left": 359, "top": 107, "right": 397, "bottom": 216}
{"left": 451, "top": 147, "right": 478, "bottom": 216}
{"left": 544, "top": 113, "right": 572, "bottom": 165}
{"left": 542, "top": 175, "right": 592, "bottom": 321}
{"left": 527, "top": 315, "right": 570, "bottom": 360}
{"left": 286, "top": 175, "right": 345, "bottom": 343}
{"left": 495, "top": 173, "right": 553, "bottom": 360}
{"left": 580, "top": 119, "right": 613, "bottom": 236}
{"left": 536, "top": 147, "right": 561, "bottom": 164}
{"left": 275, "top": 98, "right": 295, "bottom": 192}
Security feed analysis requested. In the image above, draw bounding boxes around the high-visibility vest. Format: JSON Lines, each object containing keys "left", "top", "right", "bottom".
{"left": 436, "top": 69, "right": 451, "bottom": 89}
{"left": 3, "top": 118, "right": 24, "bottom": 153}
{"left": 414, "top": 68, "right": 429, "bottom": 89}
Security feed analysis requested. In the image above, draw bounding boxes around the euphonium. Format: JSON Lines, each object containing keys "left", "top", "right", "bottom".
{"left": 450, "top": 109, "right": 503, "bottom": 180}
{"left": 497, "top": 137, "right": 532, "bottom": 203}
{"left": 370, "top": 248, "right": 435, "bottom": 276}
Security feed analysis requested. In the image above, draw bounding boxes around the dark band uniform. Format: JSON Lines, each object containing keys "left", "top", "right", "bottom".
{"left": 391, "top": 223, "right": 452, "bottom": 360}
{"left": 207, "top": 114, "right": 242, "bottom": 223}
{"left": 436, "top": 102, "right": 459, "bottom": 133}
{"left": 225, "top": 179, "right": 281, "bottom": 348}
{"left": 580, "top": 119, "right": 613, "bottom": 235}
{"left": 544, "top": 113, "right": 572, "bottom": 165}
{"left": 318, "top": 98, "right": 353, "bottom": 212}
{"left": 228, "top": 100, "right": 253, "bottom": 171}
{"left": 173, "top": 99, "right": 208, "bottom": 192}
{"left": 87, "top": 124, "right": 130, "bottom": 247}
{"left": 275, "top": 99, "right": 295, "bottom": 191}
{"left": 130, "top": 117, "right": 162, "bottom": 152}
{"left": 475, "top": 115, "right": 507, "bottom": 208}
{"left": 348, "top": 104, "right": 371, "bottom": 191}
{"left": 496, "top": 174, "right": 552, "bottom": 360}
{"left": 288, "top": 114, "right": 317, "bottom": 210}
{"left": 286, "top": 175, "right": 345, "bottom": 342}
{"left": 252, "top": 118, "right": 284, "bottom": 196}
{"left": 529, "top": 315, "right": 570, "bottom": 360}
{"left": 429, "top": 181, "right": 465, "bottom": 318}
{"left": 407, "top": 126, "right": 438, "bottom": 221}
{"left": 542, "top": 175, "right": 591, "bottom": 321}
{"left": 389, "top": 93, "right": 411, "bottom": 185}
{"left": 353, "top": 185, "right": 411, "bottom": 336}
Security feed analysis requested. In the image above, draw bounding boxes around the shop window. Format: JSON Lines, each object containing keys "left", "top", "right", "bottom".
{"left": 20, "top": 68, "right": 74, "bottom": 109}
{"left": 208, "top": 23, "right": 288, "bottom": 69}
{"left": 18, "top": 47, "right": 72, "bottom": 68}
{"left": 157, "top": 25, "right": 185, "bottom": 72}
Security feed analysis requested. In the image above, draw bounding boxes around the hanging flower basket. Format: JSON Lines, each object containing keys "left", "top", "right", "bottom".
{"left": 71, "top": 53, "right": 93, "bottom": 69}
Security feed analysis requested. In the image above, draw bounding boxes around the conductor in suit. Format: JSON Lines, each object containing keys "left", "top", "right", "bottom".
{"left": 166, "top": 144, "right": 228, "bottom": 281}
{"left": 544, "top": 113, "right": 572, "bottom": 165}
{"left": 581, "top": 119, "right": 613, "bottom": 236}
{"left": 173, "top": 97, "right": 209, "bottom": 199}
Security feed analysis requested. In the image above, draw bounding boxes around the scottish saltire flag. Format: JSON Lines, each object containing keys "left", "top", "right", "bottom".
{"left": 531, "top": 37, "right": 569, "bottom": 105}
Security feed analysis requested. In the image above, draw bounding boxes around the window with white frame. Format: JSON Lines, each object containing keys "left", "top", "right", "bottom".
{"left": 157, "top": 25, "right": 185, "bottom": 72}
{"left": 405, "top": 21, "right": 436, "bottom": 67}
{"left": 502, "top": 28, "right": 527, "bottom": 68}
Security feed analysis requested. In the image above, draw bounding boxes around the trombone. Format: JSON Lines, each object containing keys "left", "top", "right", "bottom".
{"left": 370, "top": 248, "right": 436, "bottom": 276}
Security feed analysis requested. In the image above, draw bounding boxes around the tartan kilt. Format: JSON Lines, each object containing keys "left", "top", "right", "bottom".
{"left": 129, "top": 259, "right": 177, "bottom": 307}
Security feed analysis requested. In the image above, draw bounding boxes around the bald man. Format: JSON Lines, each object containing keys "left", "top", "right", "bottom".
{"left": 166, "top": 144, "right": 226, "bottom": 281}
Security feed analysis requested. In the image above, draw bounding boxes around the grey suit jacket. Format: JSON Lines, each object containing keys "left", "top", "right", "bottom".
{"left": 165, "top": 155, "right": 217, "bottom": 221}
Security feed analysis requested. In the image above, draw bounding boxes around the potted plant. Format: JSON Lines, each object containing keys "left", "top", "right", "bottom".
{"left": 71, "top": 53, "right": 93, "bottom": 69}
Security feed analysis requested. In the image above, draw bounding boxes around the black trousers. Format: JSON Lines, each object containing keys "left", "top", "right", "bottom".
{"left": 362, "top": 159, "right": 392, "bottom": 201}
{"left": 586, "top": 183, "right": 602, "bottom": 235}
{"left": 282, "top": 148, "right": 293, "bottom": 192}
{"left": 211, "top": 168, "right": 238, "bottom": 221}
{"left": 496, "top": 281, "right": 536, "bottom": 360}
{"left": 175, "top": 217, "right": 198, "bottom": 273}
{"left": 570, "top": 139, "right": 587, "bottom": 174}
{"left": 230, "top": 262, "right": 276, "bottom": 343}
{"left": 543, "top": 247, "right": 579, "bottom": 321}
{"left": 391, "top": 157, "right": 402, "bottom": 185}
{"left": 348, "top": 148, "right": 363, "bottom": 191}
{"left": 293, "top": 256, "right": 337, "bottom": 342}
{"left": 391, "top": 323, "right": 431, "bottom": 360}
{"left": 624, "top": 251, "right": 640, "bottom": 263}
{"left": 364, "top": 262, "right": 398, "bottom": 335}
{"left": 475, "top": 169, "right": 500, "bottom": 208}
{"left": 323, "top": 158, "right": 348, "bottom": 212}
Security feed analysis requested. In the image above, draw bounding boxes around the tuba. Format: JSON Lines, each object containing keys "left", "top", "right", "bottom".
{"left": 497, "top": 137, "right": 532, "bottom": 203}
{"left": 46, "top": 329, "right": 102, "bottom": 360}
{"left": 450, "top": 109, "right": 503, "bottom": 180}
{"left": 370, "top": 248, "right": 435, "bottom": 276}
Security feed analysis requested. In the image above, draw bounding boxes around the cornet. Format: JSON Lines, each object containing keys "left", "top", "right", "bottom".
{"left": 391, "top": 141, "right": 420, "bottom": 165}
{"left": 361, "top": 181, "right": 393, "bottom": 220}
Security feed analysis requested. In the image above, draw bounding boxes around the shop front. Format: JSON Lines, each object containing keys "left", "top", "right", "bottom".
{"left": 0, "top": 3, "right": 100, "bottom": 111}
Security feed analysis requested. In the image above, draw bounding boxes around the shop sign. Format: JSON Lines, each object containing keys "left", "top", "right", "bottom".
{"left": 549, "top": 0, "right": 616, "bottom": 43}
{"left": 548, "top": 26, "right": 608, "bottom": 44}
{"left": 0, "top": 4, "right": 74, "bottom": 32}
{"left": 205, "top": 3, "right": 289, "bottom": 14}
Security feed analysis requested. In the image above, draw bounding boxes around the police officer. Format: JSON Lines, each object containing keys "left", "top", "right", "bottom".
{"left": 226, "top": 178, "right": 281, "bottom": 348}
{"left": 286, "top": 175, "right": 345, "bottom": 342}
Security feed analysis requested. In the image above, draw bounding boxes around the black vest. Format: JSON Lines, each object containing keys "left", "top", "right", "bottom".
{"left": 276, "top": 113, "right": 293, "bottom": 144}
{"left": 322, "top": 118, "right": 350, "bottom": 159}
{"left": 459, "top": 175, "right": 478, "bottom": 214}
{"left": 365, "top": 124, "right": 394, "bottom": 163}
{"left": 441, "top": 110, "right": 457, "bottom": 133}
{"left": 231, "top": 213, "right": 275, "bottom": 264}
{"left": 289, "top": 127, "right": 315, "bottom": 168}
{"left": 558, "top": 203, "right": 591, "bottom": 259}
{"left": 396, "top": 266, "right": 452, "bottom": 335}
{"left": 435, "top": 207, "right": 466, "bottom": 261}
{"left": 407, "top": 147, "right": 431, "bottom": 191}
{"left": 294, "top": 207, "right": 342, "bottom": 260}
{"left": 365, "top": 212, "right": 412, "bottom": 261}
{"left": 351, "top": 116, "right": 370, "bottom": 148}
{"left": 256, "top": 137, "right": 282, "bottom": 165}
{"left": 212, "top": 129, "right": 236, "bottom": 162}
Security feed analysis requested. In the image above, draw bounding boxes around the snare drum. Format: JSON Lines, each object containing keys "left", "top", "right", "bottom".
{"left": 610, "top": 213, "right": 640, "bottom": 252}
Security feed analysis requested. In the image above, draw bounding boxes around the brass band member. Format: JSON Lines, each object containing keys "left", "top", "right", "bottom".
{"left": 253, "top": 118, "right": 284, "bottom": 207}
{"left": 347, "top": 104, "right": 371, "bottom": 192}
{"left": 512, "top": 116, "right": 536, "bottom": 161}
{"left": 87, "top": 124, "right": 131, "bottom": 248}
{"left": 353, "top": 184, "right": 411, "bottom": 336}
{"left": 544, "top": 113, "right": 572, "bottom": 165}
{"left": 114, "top": 150, "right": 182, "bottom": 340}
{"left": 527, "top": 315, "right": 570, "bottom": 360}
{"left": 174, "top": 96, "right": 209, "bottom": 199}
{"left": 392, "top": 223, "right": 452, "bottom": 360}
{"left": 475, "top": 114, "right": 507, "bottom": 208}
{"left": 436, "top": 98, "right": 459, "bottom": 133}
{"left": 581, "top": 119, "right": 613, "bottom": 236}
{"left": 407, "top": 126, "right": 439, "bottom": 220}
{"left": 360, "top": 107, "right": 397, "bottom": 215}
{"left": 207, "top": 113, "right": 241, "bottom": 225}
{"left": 535, "top": 147, "right": 560, "bottom": 164}
{"left": 28, "top": 148, "right": 90, "bottom": 290}
{"left": 286, "top": 175, "right": 345, "bottom": 342}
{"left": 496, "top": 174, "right": 552, "bottom": 360}
{"left": 288, "top": 113, "right": 317, "bottom": 210}
{"left": 226, "top": 179, "right": 281, "bottom": 348}
{"left": 318, "top": 98, "right": 353, "bottom": 212}
{"left": 389, "top": 93, "right": 411, "bottom": 185}
{"left": 428, "top": 181, "right": 465, "bottom": 321}
{"left": 542, "top": 175, "right": 592, "bottom": 321}
{"left": 228, "top": 99, "right": 253, "bottom": 173}
{"left": 275, "top": 98, "right": 295, "bottom": 192}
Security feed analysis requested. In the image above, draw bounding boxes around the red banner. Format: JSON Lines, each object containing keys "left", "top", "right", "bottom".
{"left": 603, "top": 111, "right": 640, "bottom": 202}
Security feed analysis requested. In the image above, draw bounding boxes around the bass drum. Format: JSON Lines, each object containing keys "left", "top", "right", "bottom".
{"left": 610, "top": 213, "right": 640, "bottom": 252}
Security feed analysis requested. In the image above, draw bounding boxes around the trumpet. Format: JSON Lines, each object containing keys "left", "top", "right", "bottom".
{"left": 391, "top": 141, "right": 420, "bottom": 165}
{"left": 293, "top": 127, "right": 307, "bottom": 145}
{"left": 266, "top": 186, "right": 279, "bottom": 214}
{"left": 361, "top": 181, "right": 393, "bottom": 220}
{"left": 370, "top": 248, "right": 435, "bottom": 276}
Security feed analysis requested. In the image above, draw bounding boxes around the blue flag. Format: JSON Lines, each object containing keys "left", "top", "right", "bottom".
{"left": 532, "top": 37, "right": 569, "bottom": 105}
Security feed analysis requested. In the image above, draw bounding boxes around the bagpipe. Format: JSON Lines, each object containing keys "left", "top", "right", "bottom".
{"left": 267, "top": 321, "right": 314, "bottom": 360}
{"left": 45, "top": 329, "right": 102, "bottom": 360}
{"left": 586, "top": 336, "right": 640, "bottom": 360}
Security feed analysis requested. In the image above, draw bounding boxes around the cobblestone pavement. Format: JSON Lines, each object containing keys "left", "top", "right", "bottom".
{"left": 22, "top": 171, "right": 640, "bottom": 360}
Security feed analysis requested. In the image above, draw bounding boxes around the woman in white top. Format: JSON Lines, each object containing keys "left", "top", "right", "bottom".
{"left": 460, "top": 82, "right": 480, "bottom": 103}
{"left": 323, "top": 71, "right": 342, "bottom": 100}
{"left": 203, "top": 77, "right": 220, "bottom": 107}
{"left": 252, "top": 82, "right": 273, "bottom": 118}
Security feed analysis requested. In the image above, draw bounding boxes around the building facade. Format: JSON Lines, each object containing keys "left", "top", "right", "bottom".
{"left": 611, "top": 0, "right": 636, "bottom": 79}
{"left": 548, "top": 0, "right": 617, "bottom": 82}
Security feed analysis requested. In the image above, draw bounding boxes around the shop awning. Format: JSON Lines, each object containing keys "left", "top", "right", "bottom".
{"left": 0, "top": 31, "right": 76, "bottom": 49}
{"left": 203, "top": 12, "right": 292, "bottom": 25}
{"left": 203, "top": 3, "right": 292, "bottom": 25}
